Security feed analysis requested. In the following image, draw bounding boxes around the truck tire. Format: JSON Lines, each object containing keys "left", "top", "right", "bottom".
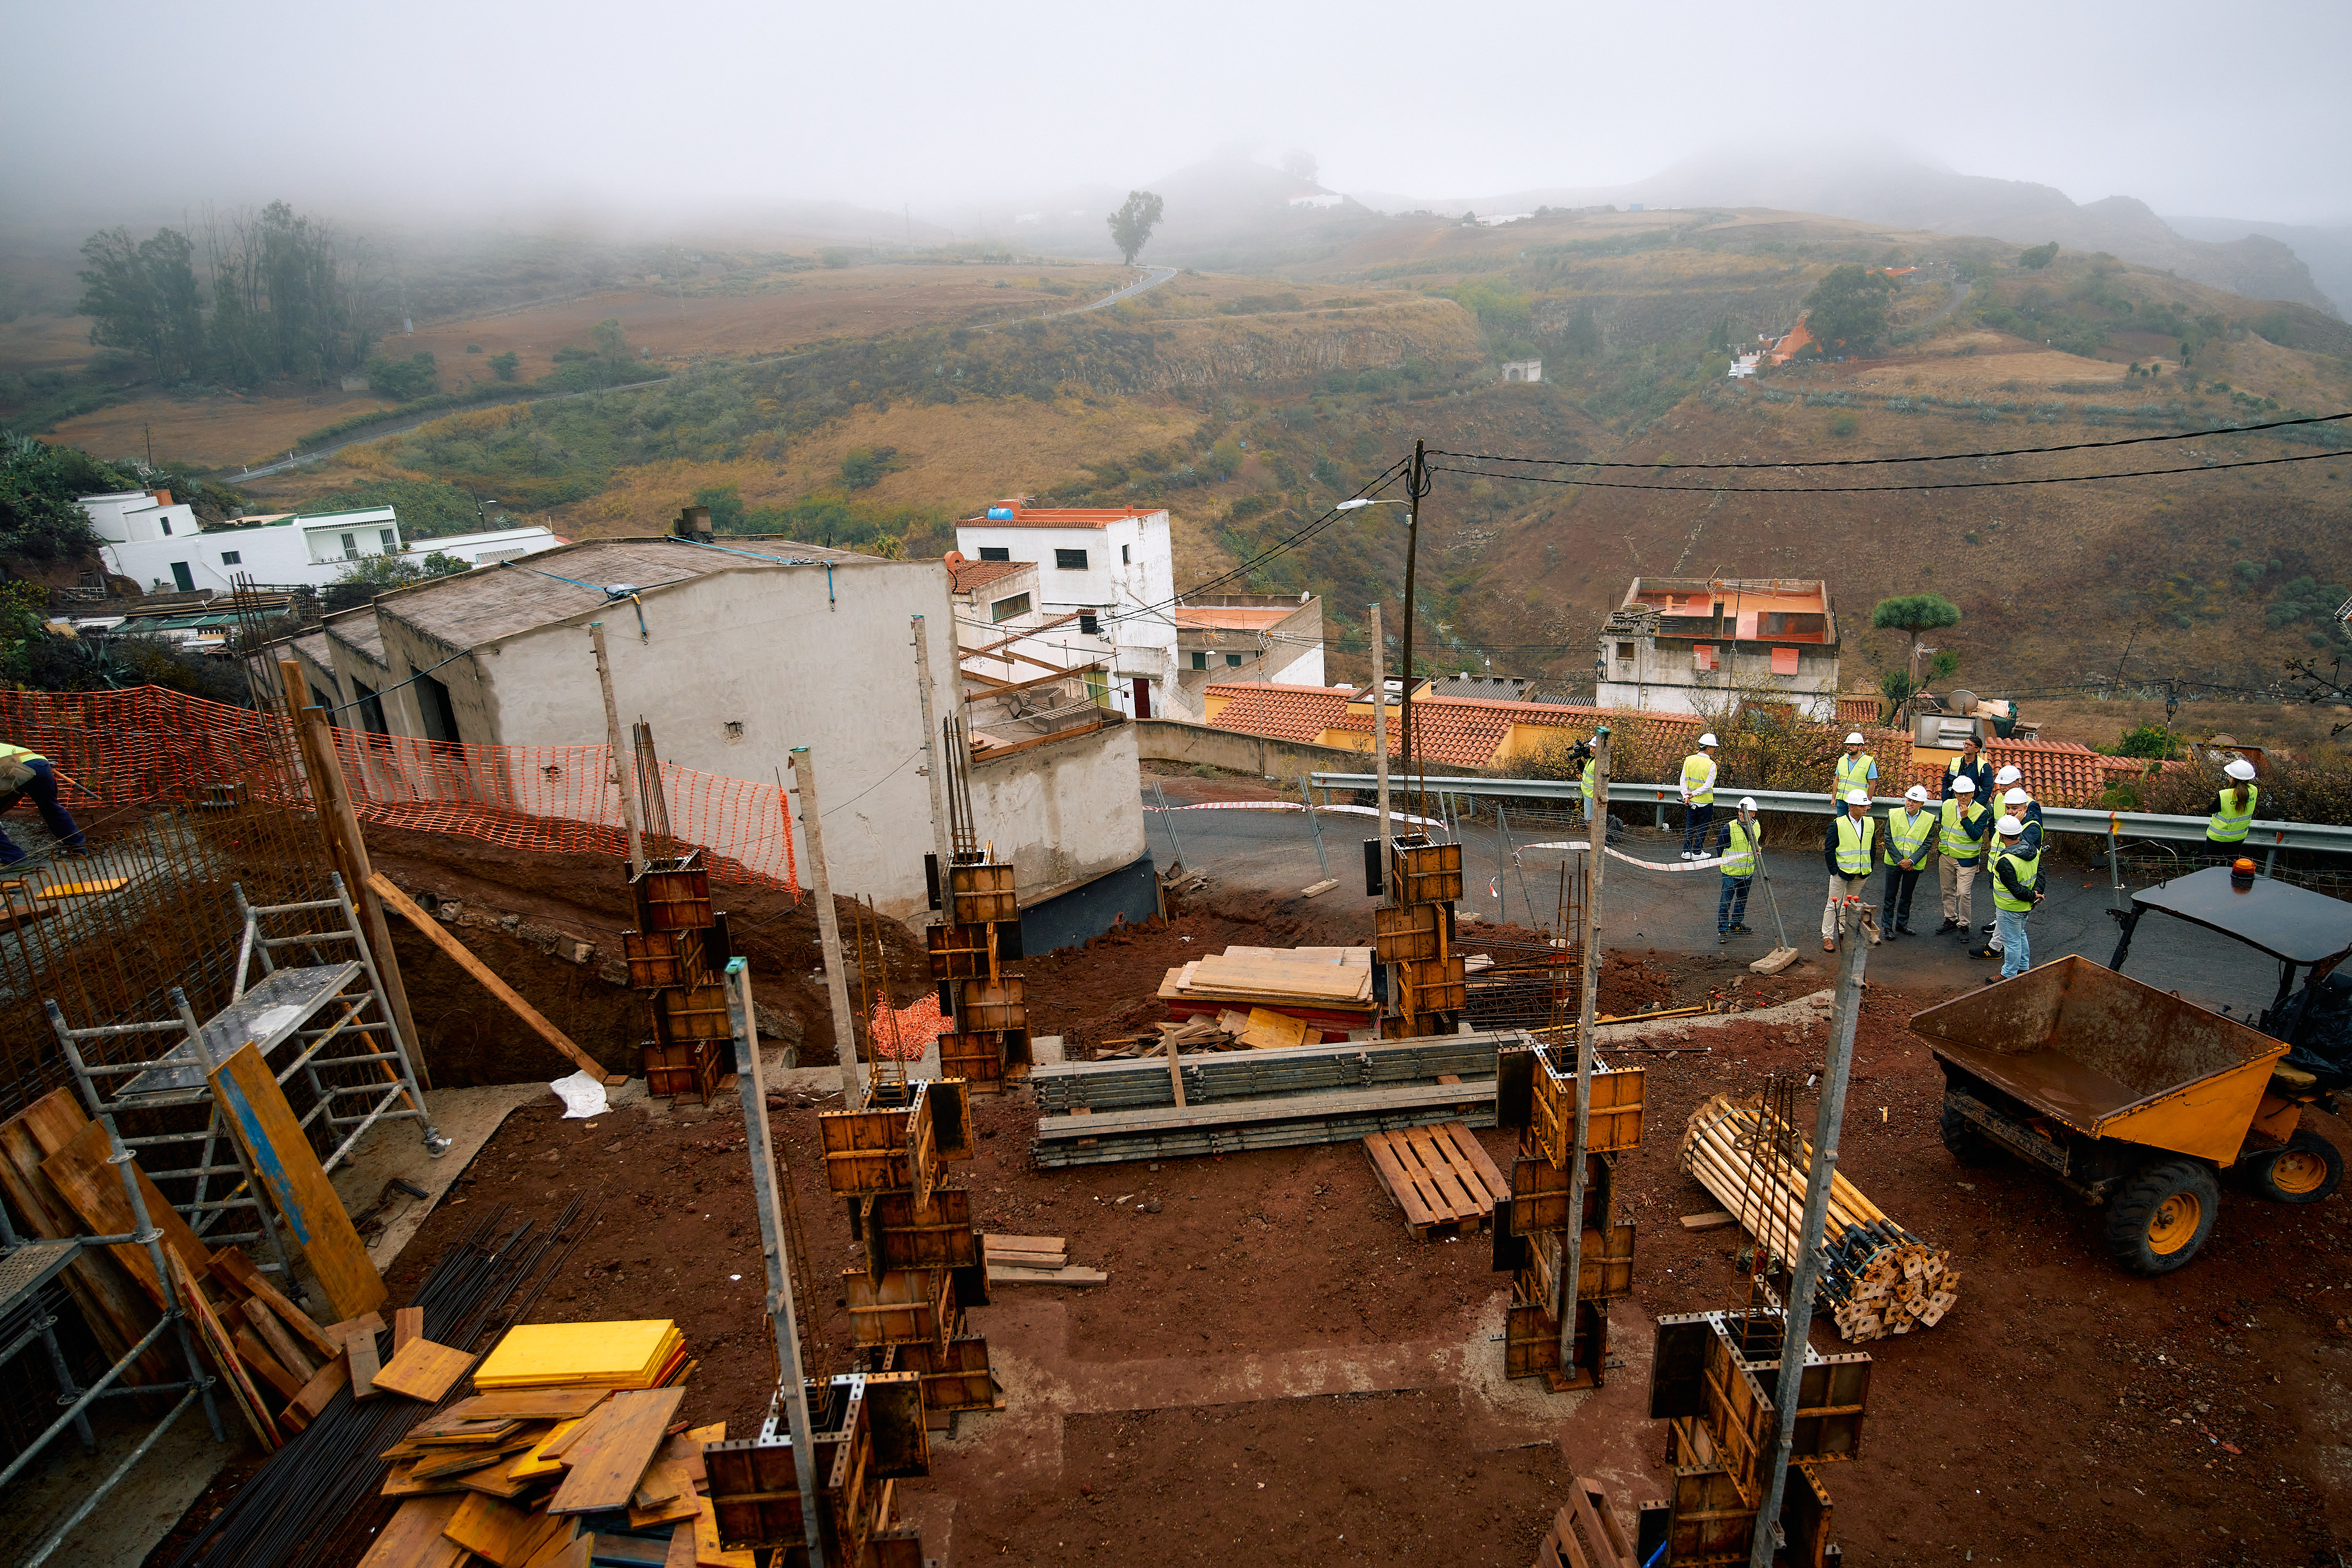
{"left": 2104, "top": 1160, "right": 2220, "bottom": 1275}
{"left": 2245, "top": 1130, "right": 2344, "bottom": 1205}
{"left": 1939, "top": 1102, "right": 2002, "bottom": 1168}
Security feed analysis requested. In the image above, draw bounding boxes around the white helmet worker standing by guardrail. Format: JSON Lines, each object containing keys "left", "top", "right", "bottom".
{"left": 1679, "top": 732, "right": 1720, "bottom": 861}
{"left": 2207, "top": 757, "right": 2259, "bottom": 865}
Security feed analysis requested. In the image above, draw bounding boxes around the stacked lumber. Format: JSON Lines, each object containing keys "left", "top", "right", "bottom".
{"left": 1157, "top": 945, "right": 1377, "bottom": 1031}
{"left": 1097, "top": 1008, "right": 1331, "bottom": 1059}
{"left": 981, "top": 1233, "right": 1106, "bottom": 1286}
{"left": 1679, "top": 1094, "right": 1960, "bottom": 1342}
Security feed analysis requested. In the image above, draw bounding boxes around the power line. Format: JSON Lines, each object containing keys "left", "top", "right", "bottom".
{"left": 1426, "top": 446, "right": 2351, "bottom": 495}
{"left": 1426, "top": 408, "right": 2352, "bottom": 470}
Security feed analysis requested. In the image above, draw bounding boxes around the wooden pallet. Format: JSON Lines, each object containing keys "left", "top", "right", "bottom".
{"left": 1363, "top": 1120, "right": 1510, "bottom": 1240}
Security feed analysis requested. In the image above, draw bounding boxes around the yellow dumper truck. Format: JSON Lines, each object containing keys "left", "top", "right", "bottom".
{"left": 1910, "top": 866, "right": 2351, "bottom": 1273}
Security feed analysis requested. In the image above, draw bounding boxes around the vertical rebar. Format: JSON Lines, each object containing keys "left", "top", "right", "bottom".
{"left": 911, "top": 616, "right": 957, "bottom": 903}
{"left": 1558, "top": 727, "right": 1609, "bottom": 1374}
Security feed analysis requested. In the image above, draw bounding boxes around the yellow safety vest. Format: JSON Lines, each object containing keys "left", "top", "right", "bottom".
{"left": 1681, "top": 753, "right": 1716, "bottom": 807}
{"left": 1939, "top": 798, "right": 1987, "bottom": 862}
{"left": 0, "top": 743, "right": 47, "bottom": 765}
{"left": 1887, "top": 808, "right": 1936, "bottom": 864}
{"left": 1834, "top": 752, "right": 1875, "bottom": 798}
{"left": 1720, "top": 820, "right": 1758, "bottom": 878}
{"left": 2207, "top": 785, "right": 2257, "bottom": 845}
{"left": 1580, "top": 758, "right": 1595, "bottom": 801}
{"left": 1993, "top": 848, "right": 2042, "bottom": 912}
{"left": 1833, "top": 814, "right": 1876, "bottom": 876}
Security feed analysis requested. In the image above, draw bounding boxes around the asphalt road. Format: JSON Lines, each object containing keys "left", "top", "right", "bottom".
{"left": 1048, "top": 265, "right": 1177, "bottom": 317}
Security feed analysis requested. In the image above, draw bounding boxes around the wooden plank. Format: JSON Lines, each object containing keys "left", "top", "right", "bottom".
{"left": 37, "top": 1118, "right": 210, "bottom": 1309}
{"left": 548, "top": 1385, "right": 687, "bottom": 1514}
{"left": 208, "top": 1042, "right": 387, "bottom": 1323}
{"left": 394, "top": 1305, "right": 423, "bottom": 1353}
{"left": 445, "top": 1388, "right": 610, "bottom": 1423}
{"left": 1681, "top": 1211, "right": 1738, "bottom": 1232}
{"left": 328, "top": 1310, "right": 387, "bottom": 1345}
{"left": 693, "top": 1487, "right": 756, "bottom": 1567}
{"left": 346, "top": 1330, "right": 382, "bottom": 1400}
{"left": 242, "top": 1297, "right": 317, "bottom": 1382}
{"left": 358, "top": 1495, "right": 467, "bottom": 1568}
{"left": 1362, "top": 1132, "right": 1439, "bottom": 1228}
{"left": 1433, "top": 1121, "right": 1511, "bottom": 1205}
{"left": 665, "top": 1520, "right": 697, "bottom": 1568}
{"left": 284, "top": 1350, "right": 349, "bottom": 1431}
{"left": 211, "top": 1246, "right": 340, "bottom": 1358}
{"left": 372, "top": 872, "right": 607, "bottom": 1079}
{"left": 0, "top": 1092, "right": 169, "bottom": 1387}
{"left": 526, "top": 1530, "right": 592, "bottom": 1568}
{"left": 166, "top": 1246, "right": 276, "bottom": 1450}
{"left": 981, "top": 1234, "right": 1065, "bottom": 1252}
{"left": 232, "top": 1325, "right": 306, "bottom": 1401}
{"left": 373, "top": 1337, "right": 475, "bottom": 1402}
{"left": 627, "top": 1457, "right": 701, "bottom": 1527}
{"left": 985, "top": 1264, "right": 1108, "bottom": 1285}
{"left": 443, "top": 1492, "right": 536, "bottom": 1568}
{"left": 1397, "top": 1125, "right": 1479, "bottom": 1221}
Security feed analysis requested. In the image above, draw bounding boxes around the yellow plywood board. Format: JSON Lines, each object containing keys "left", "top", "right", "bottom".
{"left": 475, "top": 1320, "right": 681, "bottom": 1389}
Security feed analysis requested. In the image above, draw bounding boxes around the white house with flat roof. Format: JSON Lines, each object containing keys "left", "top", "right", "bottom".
{"left": 953, "top": 501, "right": 1178, "bottom": 720}
{"left": 83, "top": 492, "right": 564, "bottom": 596}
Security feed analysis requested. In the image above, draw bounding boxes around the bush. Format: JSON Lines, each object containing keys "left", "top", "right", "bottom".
{"left": 1827, "top": 411, "right": 1859, "bottom": 438}
{"left": 489, "top": 352, "right": 519, "bottom": 382}
{"left": 365, "top": 351, "right": 438, "bottom": 402}
{"left": 2104, "top": 723, "right": 2181, "bottom": 760}
{"left": 2018, "top": 242, "right": 2059, "bottom": 270}
{"left": 0, "top": 432, "right": 113, "bottom": 557}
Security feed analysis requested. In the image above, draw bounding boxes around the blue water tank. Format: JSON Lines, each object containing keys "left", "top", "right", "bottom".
{"left": 986, "top": 506, "right": 1017, "bottom": 520}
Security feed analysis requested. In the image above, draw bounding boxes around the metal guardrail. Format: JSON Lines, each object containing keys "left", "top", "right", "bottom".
{"left": 1307, "top": 773, "right": 2352, "bottom": 857}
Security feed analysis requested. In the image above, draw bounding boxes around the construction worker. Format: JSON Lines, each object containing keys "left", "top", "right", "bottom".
{"left": 1935, "top": 775, "right": 1989, "bottom": 936}
{"left": 1988, "top": 815, "right": 2043, "bottom": 981}
{"left": 1881, "top": 784, "right": 1937, "bottom": 938}
{"left": 2206, "top": 758, "right": 2259, "bottom": 864}
{"left": 1575, "top": 739, "right": 1597, "bottom": 823}
{"left": 1715, "top": 796, "right": 1760, "bottom": 942}
{"left": 1679, "top": 732, "right": 1720, "bottom": 861}
{"left": 1833, "top": 731, "right": 1877, "bottom": 804}
{"left": 1821, "top": 787, "right": 1878, "bottom": 952}
{"left": 0, "top": 743, "right": 85, "bottom": 865}
{"left": 1942, "top": 733, "right": 1992, "bottom": 802}
{"left": 1980, "top": 782, "right": 2042, "bottom": 961}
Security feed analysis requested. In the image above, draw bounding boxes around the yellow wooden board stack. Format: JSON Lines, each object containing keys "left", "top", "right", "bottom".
{"left": 475, "top": 1320, "right": 684, "bottom": 1390}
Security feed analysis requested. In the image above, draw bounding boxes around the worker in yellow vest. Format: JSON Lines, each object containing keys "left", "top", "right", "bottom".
{"left": 1880, "top": 784, "right": 1938, "bottom": 940}
{"left": 0, "top": 743, "right": 85, "bottom": 865}
{"left": 1821, "top": 788, "right": 1879, "bottom": 952}
{"left": 1933, "top": 775, "right": 1989, "bottom": 936}
{"left": 1989, "top": 815, "right": 2043, "bottom": 982}
{"left": 1715, "top": 796, "right": 1761, "bottom": 942}
{"left": 2206, "top": 758, "right": 2259, "bottom": 864}
{"left": 1577, "top": 745, "right": 1597, "bottom": 823}
{"left": 1832, "top": 731, "right": 1877, "bottom": 804}
{"left": 1678, "top": 732, "right": 1720, "bottom": 861}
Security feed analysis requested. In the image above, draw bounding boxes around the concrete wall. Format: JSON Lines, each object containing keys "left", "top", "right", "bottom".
{"left": 968, "top": 717, "right": 1147, "bottom": 906}
{"left": 1134, "top": 717, "right": 1379, "bottom": 785}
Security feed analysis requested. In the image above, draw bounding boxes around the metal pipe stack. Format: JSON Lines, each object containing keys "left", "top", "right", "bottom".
{"left": 1680, "top": 1094, "right": 1960, "bottom": 1342}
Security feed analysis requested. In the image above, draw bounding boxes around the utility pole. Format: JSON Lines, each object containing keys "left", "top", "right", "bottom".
{"left": 1749, "top": 895, "right": 1869, "bottom": 1568}
{"left": 789, "top": 747, "right": 864, "bottom": 1108}
{"left": 1397, "top": 440, "right": 1428, "bottom": 817}
{"left": 911, "top": 615, "right": 954, "bottom": 891}
{"left": 1369, "top": 603, "right": 1391, "bottom": 904}
{"left": 1558, "top": 726, "right": 1610, "bottom": 1372}
{"left": 588, "top": 623, "right": 644, "bottom": 875}
{"left": 722, "top": 957, "right": 826, "bottom": 1568}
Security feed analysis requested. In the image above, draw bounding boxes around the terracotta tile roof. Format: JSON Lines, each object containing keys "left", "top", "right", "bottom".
{"left": 1174, "top": 606, "right": 1291, "bottom": 631}
{"left": 1311, "top": 696, "right": 1588, "bottom": 769}
{"left": 946, "top": 557, "right": 1027, "bottom": 593}
{"left": 1203, "top": 682, "right": 1349, "bottom": 743}
{"left": 1982, "top": 738, "right": 2111, "bottom": 807}
{"left": 1835, "top": 697, "right": 1882, "bottom": 726}
{"left": 956, "top": 505, "right": 1164, "bottom": 530}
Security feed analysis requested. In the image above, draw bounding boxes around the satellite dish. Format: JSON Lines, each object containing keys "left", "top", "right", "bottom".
{"left": 1949, "top": 689, "right": 1979, "bottom": 715}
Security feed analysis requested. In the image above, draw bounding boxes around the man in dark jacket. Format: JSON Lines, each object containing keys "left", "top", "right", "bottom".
{"left": 1821, "top": 788, "right": 1879, "bottom": 952}
{"left": 1941, "top": 733, "right": 1993, "bottom": 803}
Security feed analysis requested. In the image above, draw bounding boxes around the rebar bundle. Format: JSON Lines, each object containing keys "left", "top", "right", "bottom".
{"left": 1681, "top": 1093, "right": 1959, "bottom": 1342}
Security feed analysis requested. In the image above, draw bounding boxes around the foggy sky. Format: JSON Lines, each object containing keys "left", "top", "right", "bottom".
{"left": 6, "top": 0, "right": 2348, "bottom": 231}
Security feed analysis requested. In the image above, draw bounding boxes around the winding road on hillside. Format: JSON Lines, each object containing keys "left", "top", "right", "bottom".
{"left": 1047, "top": 265, "right": 1178, "bottom": 317}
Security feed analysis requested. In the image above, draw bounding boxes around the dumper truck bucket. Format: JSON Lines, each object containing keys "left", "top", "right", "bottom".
{"left": 1909, "top": 955, "right": 2287, "bottom": 1164}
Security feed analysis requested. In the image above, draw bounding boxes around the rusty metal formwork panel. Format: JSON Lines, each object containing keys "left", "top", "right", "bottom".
{"left": 947, "top": 862, "right": 1018, "bottom": 925}
{"left": 1531, "top": 1049, "right": 1645, "bottom": 1162}
{"left": 842, "top": 1266, "right": 955, "bottom": 1348}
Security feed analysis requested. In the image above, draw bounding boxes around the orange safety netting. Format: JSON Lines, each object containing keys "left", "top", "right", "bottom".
{"left": 0, "top": 686, "right": 798, "bottom": 893}
{"left": 868, "top": 992, "right": 945, "bottom": 1061}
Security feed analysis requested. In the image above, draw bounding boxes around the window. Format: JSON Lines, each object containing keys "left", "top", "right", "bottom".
{"left": 1760, "top": 612, "right": 1825, "bottom": 637}
{"left": 379, "top": 529, "right": 397, "bottom": 553}
{"left": 352, "top": 678, "right": 388, "bottom": 736}
{"left": 220, "top": 550, "right": 241, "bottom": 566}
{"left": 415, "top": 671, "right": 463, "bottom": 745}
{"left": 978, "top": 547, "right": 1010, "bottom": 561}
{"left": 340, "top": 532, "right": 359, "bottom": 560}
{"left": 1054, "top": 548, "right": 1088, "bottom": 570}
{"left": 988, "top": 592, "right": 1031, "bottom": 624}
{"left": 1225, "top": 653, "right": 1244, "bottom": 668}
{"left": 1077, "top": 612, "right": 1100, "bottom": 636}
{"left": 170, "top": 562, "right": 193, "bottom": 592}
{"left": 1770, "top": 647, "right": 1801, "bottom": 676}
{"left": 1191, "top": 651, "right": 1208, "bottom": 670}
{"left": 1121, "top": 544, "right": 1130, "bottom": 564}
{"left": 159, "top": 517, "right": 173, "bottom": 536}
{"left": 1614, "top": 641, "right": 1635, "bottom": 660}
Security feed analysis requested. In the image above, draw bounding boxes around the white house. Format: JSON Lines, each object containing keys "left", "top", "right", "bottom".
{"left": 82, "top": 491, "right": 564, "bottom": 595}
{"left": 953, "top": 502, "right": 1181, "bottom": 720}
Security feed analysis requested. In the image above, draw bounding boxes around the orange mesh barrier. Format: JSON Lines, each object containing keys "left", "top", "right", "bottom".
{"left": 868, "top": 992, "right": 944, "bottom": 1061}
{"left": 0, "top": 687, "right": 798, "bottom": 893}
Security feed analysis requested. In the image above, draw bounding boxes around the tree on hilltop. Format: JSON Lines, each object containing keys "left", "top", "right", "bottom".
{"left": 1108, "top": 191, "right": 1165, "bottom": 266}
{"left": 1802, "top": 264, "right": 1897, "bottom": 356}
{"left": 2019, "top": 241, "right": 2059, "bottom": 270}
{"left": 1871, "top": 593, "right": 1962, "bottom": 708}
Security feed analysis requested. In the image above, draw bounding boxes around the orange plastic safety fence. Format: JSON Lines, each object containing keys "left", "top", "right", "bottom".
{"left": 868, "top": 992, "right": 944, "bottom": 1062}
{"left": 0, "top": 686, "right": 799, "bottom": 894}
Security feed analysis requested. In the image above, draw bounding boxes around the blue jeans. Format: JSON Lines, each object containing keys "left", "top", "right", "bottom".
{"left": 1682, "top": 802, "right": 1714, "bottom": 855}
{"left": 0, "top": 760, "right": 83, "bottom": 862}
{"left": 1997, "top": 908, "right": 2029, "bottom": 978}
{"left": 1718, "top": 875, "right": 1751, "bottom": 931}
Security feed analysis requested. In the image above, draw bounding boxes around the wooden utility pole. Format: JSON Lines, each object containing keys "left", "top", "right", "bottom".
{"left": 789, "top": 747, "right": 864, "bottom": 1108}
{"left": 588, "top": 623, "right": 644, "bottom": 874}
{"left": 1396, "top": 441, "right": 1428, "bottom": 817}
{"left": 1369, "top": 603, "right": 1391, "bottom": 903}
{"left": 1557, "top": 726, "right": 1610, "bottom": 1370}
{"left": 275, "top": 660, "right": 430, "bottom": 1092}
{"left": 911, "top": 615, "right": 955, "bottom": 897}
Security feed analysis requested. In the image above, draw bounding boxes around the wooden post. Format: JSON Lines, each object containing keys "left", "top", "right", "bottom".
{"left": 276, "top": 661, "right": 430, "bottom": 1092}
{"left": 789, "top": 747, "right": 864, "bottom": 1108}
{"left": 1164, "top": 1034, "right": 1187, "bottom": 1108}
{"left": 589, "top": 623, "right": 644, "bottom": 875}
{"left": 1558, "top": 726, "right": 1610, "bottom": 1372}
{"left": 911, "top": 614, "right": 956, "bottom": 904}
{"left": 1370, "top": 604, "right": 1391, "bottom": 904}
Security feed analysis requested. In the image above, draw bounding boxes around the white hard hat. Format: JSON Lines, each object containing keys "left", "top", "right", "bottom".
{"left": 1905, "top": 784, "right": 1929, "bottom": 803}
{"left": 2003, "top": 787, "right": 2030, "bottom": 805}
{"left": 1699, "top": 733, "right": 1719, "bottom": 748}
{"left": 1845, "top": 731, "right": 1866, "bottom": 745}
{"left": 1739, "top": 796, "right": 1758, "bottom": 811}
{"left": 1845, "top": 788, "right": 1870, "bottom": 806}
{"left": 1994, "top": 765, "right": 2022, "bottom": 785}
{"left": 1952, "top": 776, "right": 1976, "bottom": 793}
{"left": 2225, "top": 758, "right": 2257, "bottom": 781}
{"left": 1994, "top": 815, "right": 2024, "bottom": 837}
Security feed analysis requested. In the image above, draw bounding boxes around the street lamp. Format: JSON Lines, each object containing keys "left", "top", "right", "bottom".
{"left": 1334, "top": 480, "right": 1426, "bottom": 786}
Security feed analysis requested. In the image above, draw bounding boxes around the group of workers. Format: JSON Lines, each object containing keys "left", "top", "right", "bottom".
{"left": 1575, "top": 726, "right": 2270, "bottom": 987}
